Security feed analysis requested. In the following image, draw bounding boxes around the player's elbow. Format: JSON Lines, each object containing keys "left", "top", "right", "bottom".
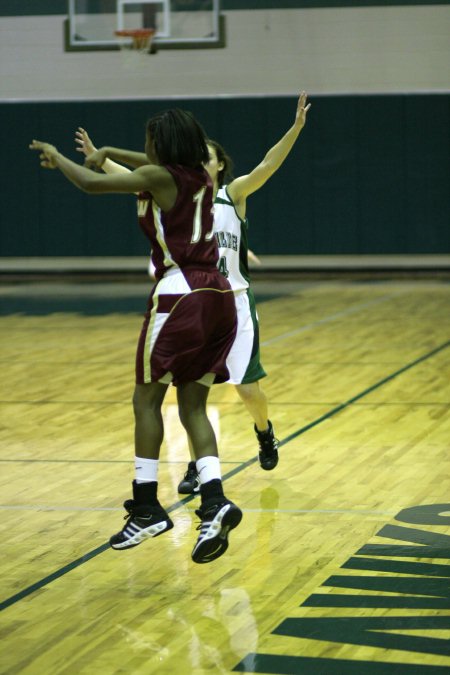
{"left": 262, "top": 159, "right": 278, "bottom": 177}
{"left": 80, "top": 176, "right": 106, "bottom": 194}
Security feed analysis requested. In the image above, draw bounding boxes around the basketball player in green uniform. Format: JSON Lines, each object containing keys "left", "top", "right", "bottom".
{"left": 178, "top": 91, "right": 311, "bottom": 491}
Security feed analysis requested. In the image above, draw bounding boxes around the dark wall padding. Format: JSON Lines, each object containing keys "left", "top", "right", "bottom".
{"left": 2, "top": 94, "right": 448, "bottom": 256}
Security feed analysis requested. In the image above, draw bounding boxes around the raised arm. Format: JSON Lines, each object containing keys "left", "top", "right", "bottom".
{"left": 90, "top": 145, "right": 149, "bottom": 171}
{"left": 228, "top": 91, "right": 310, "bottom": 207}
{"left": 75, "top": 127, "right": 132, "bottom": 175}
{"left": 29, "top": 140, "right": 174, "bottom": 208}
{"left": 75, "top": 127, "right": 149, "bottom": 171}
{"left": 103, "top": 146, "right": 149, "bottom": 168}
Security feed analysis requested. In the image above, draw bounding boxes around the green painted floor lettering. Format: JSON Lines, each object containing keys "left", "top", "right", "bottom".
{"left": 358, "top": 524, "right": 450, "bottom": 559}
{"left": 273, "top": 616, "right": 450, "bottom": 656}
{"left": 233, "top": 654, "right": 450, "bottom": 674}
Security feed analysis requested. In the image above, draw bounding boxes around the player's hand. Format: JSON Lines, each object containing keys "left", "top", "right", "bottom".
{"left": 295, "top": 91, "right": 311, "bottom": 130}
{"left": 248, "top": 249, "right": 262, "bottom": 265}
{"left": 75, "top": 127, "right": 97, "bottom": 156}
{"left": 29, "top": 140, "right": 59, "bottom": 169}
{"left": 84, "top": 148, "right": 107, "bottom": 172}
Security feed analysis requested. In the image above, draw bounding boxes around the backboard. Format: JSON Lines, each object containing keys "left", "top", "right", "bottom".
{"left": 66, "top": 0, "right": 225, "bottom": 51}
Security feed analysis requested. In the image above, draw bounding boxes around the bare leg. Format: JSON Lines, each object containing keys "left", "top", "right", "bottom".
{"left": 177, "top": 382, "right": 242, "bottom": 564}
{"left": 133, "top": 382, "right": 169, "bottom": 459}
{"left": 236, "top": 381, "right": 278, "bottom": 470}
{"left": 235, "top": 381, "right": 269, "bottom": 431}
{"left": 187, "top": 436, "right": 196, "bottom": 461}
{"left": 182, "top": 380, "right": 270, "bottom": 478}
{"left": 109, "top": 381, "right": 172, "bottom": 550}
{"left": 177, "top": 381, "right": 218, "bottom": 459}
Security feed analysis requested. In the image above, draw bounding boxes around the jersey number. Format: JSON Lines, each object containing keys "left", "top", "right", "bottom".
{"left": 191, "top": 187, "right": 214, "bottom": 243}
{"left": 218, "top": 255, "right": 229, "bottom": 278}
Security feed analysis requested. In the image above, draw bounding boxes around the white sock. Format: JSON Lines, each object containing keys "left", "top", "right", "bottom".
{"left": 135, "top": 456, "right": 159, "bottom": 484}
{"left": 196, "top": 456, "right": 221, "bottom": 484}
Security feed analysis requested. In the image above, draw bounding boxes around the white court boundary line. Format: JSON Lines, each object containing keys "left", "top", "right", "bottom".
{"left": 262, "top": 290, "right": 405, "bottom": 347}
{"left": 0, "top": 504, "right": 396, "bottom": 515}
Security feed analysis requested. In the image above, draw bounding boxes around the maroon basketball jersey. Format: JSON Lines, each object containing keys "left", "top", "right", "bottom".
{"left": 137, "top": 165, "right": 218, "bottom": 279}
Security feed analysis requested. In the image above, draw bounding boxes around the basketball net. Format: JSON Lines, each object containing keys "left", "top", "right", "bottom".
{"left": 114, "top": 29, "right": 155, "bottom": 66}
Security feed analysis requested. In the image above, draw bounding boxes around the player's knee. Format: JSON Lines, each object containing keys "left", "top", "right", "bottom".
{"left": 237, "top": 383, "right": 262, "bottom": 404}
{"left": 178, "top": 400, "right": 207, "bottom": 433}
{"left": 132, "top": 385, "right": 161, "bottom": 416}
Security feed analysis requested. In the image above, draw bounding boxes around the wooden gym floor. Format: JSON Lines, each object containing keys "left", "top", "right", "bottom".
{"left": 0, "top": 274, "right": 449, "bottom": 674}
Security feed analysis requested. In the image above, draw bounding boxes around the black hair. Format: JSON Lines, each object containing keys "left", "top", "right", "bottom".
{"left": 146, "top": 109, "right": 209, "bottom": 168}
{"left": 206, "top": 139, "right": 234, "bottom": 187}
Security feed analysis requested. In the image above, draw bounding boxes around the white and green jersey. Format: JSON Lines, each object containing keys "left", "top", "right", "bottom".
{"left": 213, "top": 186, "right": 250, "bottom": 293}
{"left": 214, "top": 186, "right": 266, "bottom": 384}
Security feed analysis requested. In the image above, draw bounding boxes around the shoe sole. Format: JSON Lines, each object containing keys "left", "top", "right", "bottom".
{"left": 110, "top": 518, "right": 173, "bottom": 550}
{"left": 177, "top": 484, "right": 200, "bottom": 495}
{"left": 259, "top": 452, "right": 279, "bottom": 471}
{"left": 191, "top": 503, "right": 242, "bottom": 564}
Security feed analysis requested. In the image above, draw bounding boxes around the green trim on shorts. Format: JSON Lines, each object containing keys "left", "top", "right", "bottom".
{"left": 241, "top": 286, "right": 267, "bottom": 384}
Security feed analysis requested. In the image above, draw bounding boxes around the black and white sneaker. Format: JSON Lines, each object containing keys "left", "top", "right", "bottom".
{"left": 255, "top": 420, "right": 279, "bottom": 471}
{"left": 110, "top": 499, "right": 173, "bottom": 550}
{"left": 191, "top": 500, "right": 242, "bottom": 564}
{"left": 177, "top": 461, "right": 200, "bottom": 494}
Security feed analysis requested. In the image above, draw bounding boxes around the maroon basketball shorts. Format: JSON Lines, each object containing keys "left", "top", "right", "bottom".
{"left": 136, "top": 267, "right": 237, "bottom": 386}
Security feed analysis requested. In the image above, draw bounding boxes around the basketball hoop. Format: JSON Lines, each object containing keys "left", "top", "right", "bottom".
{"left": 114, "top": 28, "right": 155, "bottom": 54}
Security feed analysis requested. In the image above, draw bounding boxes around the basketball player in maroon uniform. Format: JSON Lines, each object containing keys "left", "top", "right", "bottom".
{"left": 30, "top": 109, "right": 242, "bottom": 564}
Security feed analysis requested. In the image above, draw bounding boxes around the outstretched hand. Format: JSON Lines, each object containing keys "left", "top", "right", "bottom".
{"left": 295, "top": 91, "right": 311, "bottom": 129}
{"left": 75, "top": 127, "right": 108, "bottom": 171}
{"left": 248, "top": 249, "right": 262, "bottom": 265}
{"left": 75, "top": 127, "right": 96, "bottom": 157}
{"left": 29, "top": 140, "right": 59, "bottom": 169}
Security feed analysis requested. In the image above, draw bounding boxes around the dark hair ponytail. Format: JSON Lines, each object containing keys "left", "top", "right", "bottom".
{"left": 146, "top": 109, "right": 209, "bottom": 168}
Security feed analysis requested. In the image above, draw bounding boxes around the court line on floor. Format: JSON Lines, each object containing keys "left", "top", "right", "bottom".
{"left": 222, "top": 337, "right": 450, "bottom": 485}
{"left": 261, "top": 291, "right": 405, "bottom": 346}
{"left": 1, "top": 336, "right": 449, "bottom": 613}
{"left": 1, "top": 291, "right": 403, "bottom": 363}
{"left": 1, "top": 399, "right": 449, "bottom": 415}
{"left": 0, "top": 505, "right": 396, "bottom": 515}
{"left": 0, "top": 458, "right": 241, "bottom": 464}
